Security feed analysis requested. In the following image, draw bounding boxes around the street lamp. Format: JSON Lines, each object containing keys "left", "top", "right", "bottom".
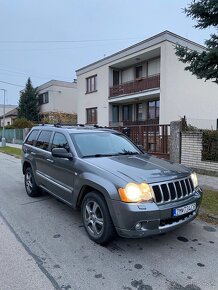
{"left": 0, "top": 88, "right": 6, "bottom": 147}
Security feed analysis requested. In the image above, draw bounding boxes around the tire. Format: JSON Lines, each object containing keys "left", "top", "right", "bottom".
{"left": 81, "top": 191, "right": 115, "bottom": 245}
{"left": 24, "top": 167, "right": 42, "bottom": 197}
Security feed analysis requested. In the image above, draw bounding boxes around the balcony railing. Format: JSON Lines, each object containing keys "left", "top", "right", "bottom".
{"left": 123, "top": 118, "right": 159, "bottom": 126}
{"left": 109, "top": 74, "right": 160, "bottom": 98}
{"left": 109, "top": 118, "right": 159, "bottom": 128}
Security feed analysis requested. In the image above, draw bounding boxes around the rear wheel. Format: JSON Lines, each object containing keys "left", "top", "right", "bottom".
{"left": 81, "top": 191, "right": 115, "bottom": 244}
{"left": 24, "top": 167, "right": 42, "bottom": 197}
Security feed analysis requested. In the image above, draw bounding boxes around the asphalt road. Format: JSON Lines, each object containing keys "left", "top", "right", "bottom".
{"left": 0, "top": 153, "right": 217, "bottom": 290}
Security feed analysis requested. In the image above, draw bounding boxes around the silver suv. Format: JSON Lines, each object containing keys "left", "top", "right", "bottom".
{"left": 22, "top": 124, "right": 202, "bottom": 244}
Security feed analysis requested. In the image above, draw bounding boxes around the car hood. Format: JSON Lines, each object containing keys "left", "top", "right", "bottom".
{"left": 85, "top": 154, "right": 191, "bottom": 184}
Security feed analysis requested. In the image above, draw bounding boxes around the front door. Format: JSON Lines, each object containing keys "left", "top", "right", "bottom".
{"left": 47, "top": 132, "right": 75, "bottom": 204}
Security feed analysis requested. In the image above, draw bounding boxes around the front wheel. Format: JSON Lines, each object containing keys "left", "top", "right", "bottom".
{"left": 24, "top": 167, "right": 42, "bottom": 197}
{"left": 81, "top": 191, "right": 115, "bottom": 244}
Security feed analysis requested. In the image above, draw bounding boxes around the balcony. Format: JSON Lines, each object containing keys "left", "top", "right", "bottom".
{"left": 109, "top": 74, "right": 160, "bottom": 98}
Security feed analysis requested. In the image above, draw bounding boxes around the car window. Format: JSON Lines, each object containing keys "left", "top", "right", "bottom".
{"left": 51, "top": 132, "right": 70, "bottom": 152}
{"left": 71, "top": 132, "right": 140, "bottom": 157}
{"left": 25, "top": 130, "right": 39, "bottom": 146}
{"left": 35, "top": 130, "right": 52, "bottom": 151}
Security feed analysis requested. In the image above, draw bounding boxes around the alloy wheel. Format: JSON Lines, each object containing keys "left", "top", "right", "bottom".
{"left": 25, "top": 172, "right": 33, "bottom": 194}
{"left": 84, "top": 200, "right": 104, "bottom": 237}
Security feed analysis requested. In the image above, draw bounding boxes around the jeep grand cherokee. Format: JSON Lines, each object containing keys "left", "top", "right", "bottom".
{"left": 22, "top": 125, "right": 202, "bottom": 244}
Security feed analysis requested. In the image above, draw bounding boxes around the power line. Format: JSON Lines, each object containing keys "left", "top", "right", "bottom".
{"left": 0, "top": 80, "right": 23, "bottom": 87}
{"left": 0, "top": 67, "right": 70, "bottom": 82}
{"left": 0, "top": 37, "right": 143, "bottom": 44}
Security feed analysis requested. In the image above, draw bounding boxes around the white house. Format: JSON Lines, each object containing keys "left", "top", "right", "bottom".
{"left": 76, "top": 31, "right": 218, "bottom": 129}
{"left": 37, "top": 80, "right": 77, "bottom": 119}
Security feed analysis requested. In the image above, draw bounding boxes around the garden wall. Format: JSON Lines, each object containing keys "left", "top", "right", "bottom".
{"left": 181, "top": 131, "right": 218, "bottom": 176}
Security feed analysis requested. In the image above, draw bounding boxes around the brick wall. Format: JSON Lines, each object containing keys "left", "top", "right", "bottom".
{"left": 181, "top": 132, "right": 218, "bottom": 174}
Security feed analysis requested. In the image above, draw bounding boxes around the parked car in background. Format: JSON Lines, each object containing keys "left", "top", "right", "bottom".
{"left": 22, "top": 124, "right": 203, "bottom": 244}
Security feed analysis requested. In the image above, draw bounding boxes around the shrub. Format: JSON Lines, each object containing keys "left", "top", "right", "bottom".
{"left": 202, "top": 131, "right": 218, "bottom": 162}
{"left": 11, "top": 118, "right": 34, "bottom": 129}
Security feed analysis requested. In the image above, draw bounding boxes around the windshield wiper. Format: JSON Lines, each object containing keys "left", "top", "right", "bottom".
{"left": 117, "top": 151, "right": 139, "bottom": 156}
{"left": 83, "top": 151, "right": 140, "bottom": 158}
{"left": 83, "top": 153, "right": 116, "bottom": 158}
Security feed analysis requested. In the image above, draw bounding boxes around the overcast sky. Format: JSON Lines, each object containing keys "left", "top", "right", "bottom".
{"left": 0, "top": 0, "right": 214, "bottom": 105}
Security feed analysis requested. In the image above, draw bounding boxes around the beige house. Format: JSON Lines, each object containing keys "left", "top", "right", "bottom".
{"left": 0, "top": 105, "right": 17, "bottom": 127}
{"left": 37, "top": 80, "right": 77, "bottom": 120}
{"left": 76, "top": 31, "right": 218, "bottom": 129}
{"left": 0, "top": 107, "right": 18, "bottom": 127}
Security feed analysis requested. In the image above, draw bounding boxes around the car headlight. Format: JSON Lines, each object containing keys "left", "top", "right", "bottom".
{"left": 191, "top": 172, "right": 198, "bottom": 188}
{"left": 118, "top": 183, "right": 153, "bottom": 203}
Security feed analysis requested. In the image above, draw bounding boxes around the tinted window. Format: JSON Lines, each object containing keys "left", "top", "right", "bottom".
{"left": 25, "top": 130, "right": 39, "bottom": 146}
{"left": 51, "top": 133, "right": 70, "bottom": 152}
{"left": 35, "top": 130, "right": 52, "bottom": 151}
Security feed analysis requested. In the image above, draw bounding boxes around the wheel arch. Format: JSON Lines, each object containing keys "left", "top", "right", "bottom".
{"left": 22, "top": 161, "right": 32, "bottom": 175}
{"left": 76, "top": 185, "right": 107, "bottom": 209}
{"left": 74, "top": 176, "right": 119, "bottom": 230}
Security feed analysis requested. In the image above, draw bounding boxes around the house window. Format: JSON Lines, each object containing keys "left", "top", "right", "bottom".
{"left": 112, "top": 105, "right": 119, "bottom": 122}
{"left": 113, "top": 70, "right": 120, "bottom": 86}
{"left": 148, "top": 58, "right": 160, "bottom": 76}
{"left": 136, "top": 103, "right": 143, "bottom": 121}
{"left": 123, "top": 105, "right": 132, "bottom": 122}
{"left": 86, "top": 107, "right": 97, "bottom": 124}
{"left": 38, "top": 92, "right": 49, "bottom": 105}
{"left": 148, "top": 100, "right": 160, "bottom": 119}
{"left": 86, "top": 75, "right": 97, "bottom": 93}
{"left": 135, "top": 66, "right": 143, "bottom": 79}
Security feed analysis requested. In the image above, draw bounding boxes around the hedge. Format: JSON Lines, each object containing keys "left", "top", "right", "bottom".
{"left": 202, "top": 131, "right": 218, "bottom": 162}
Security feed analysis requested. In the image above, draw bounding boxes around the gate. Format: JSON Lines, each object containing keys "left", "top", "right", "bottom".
{"left": 111, "top": 124, "right": 170, "bottom": 159}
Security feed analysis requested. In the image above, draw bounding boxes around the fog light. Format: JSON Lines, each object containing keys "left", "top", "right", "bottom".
{"left": 135, "top": 223, "right": 142, "bottom": 230}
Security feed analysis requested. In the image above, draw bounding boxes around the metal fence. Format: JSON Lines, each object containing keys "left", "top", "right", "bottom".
{"left": 0, "top": 128, "right": 30, "bottom": 144}
{"left": 110, "top": 124, "right": 170, "bottom": 159}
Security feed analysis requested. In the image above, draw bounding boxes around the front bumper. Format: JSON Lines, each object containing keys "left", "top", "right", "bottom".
{"left": 109, "top": 188, "right": 202, "bottom": 238}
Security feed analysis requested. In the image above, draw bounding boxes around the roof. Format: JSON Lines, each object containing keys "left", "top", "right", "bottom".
{"left": 76, "top": 30, "right": 205, "bottom": 76}
{"left": 0, "top": 107, "right": 18, "bottom": 119}
{"left": 37, "top": 80, "right": 77, "bottom": 92}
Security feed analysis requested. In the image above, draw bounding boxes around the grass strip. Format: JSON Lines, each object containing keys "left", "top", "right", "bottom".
{"left": 199, "top": 189, "right": 218, "bottom": 225}
{"left": 0, "top": 146, "right": 22, "bottom": 158}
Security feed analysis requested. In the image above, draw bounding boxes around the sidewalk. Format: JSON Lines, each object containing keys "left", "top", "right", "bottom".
{"left": 5, "top": 142, "right": 22, "bottom": 149}
{"left": 198, "top": 174, "right": 218, "bottom": 191}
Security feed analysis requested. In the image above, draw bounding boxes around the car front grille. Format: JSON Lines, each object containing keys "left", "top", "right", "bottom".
{"left": 152, "top": 177, "right": 194, "bottom": 204}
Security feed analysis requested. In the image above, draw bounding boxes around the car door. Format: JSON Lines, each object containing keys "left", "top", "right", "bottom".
{"left": 47, "top": 132, "right": 75, "bottom": 205}
{"left": 34, "top": 129, "right": 54, "bottom": 190}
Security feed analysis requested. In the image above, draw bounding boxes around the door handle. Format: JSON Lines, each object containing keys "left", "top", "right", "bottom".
{"left": 31, "top": 151, "right": 36, "bottom": 156}
{"left": 46, "top": 158, "right": 54, "bottom": 163}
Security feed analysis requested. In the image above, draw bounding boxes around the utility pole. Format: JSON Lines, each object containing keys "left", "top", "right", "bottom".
{"left": 0, "top": 88, "right": 6, "bottom": 147}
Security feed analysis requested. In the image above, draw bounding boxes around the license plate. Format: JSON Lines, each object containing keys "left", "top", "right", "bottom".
{"left": 173, "top": 203, "right": 196, "bottom": 217}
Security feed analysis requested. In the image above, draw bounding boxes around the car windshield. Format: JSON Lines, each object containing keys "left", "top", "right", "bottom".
{"left": 70, "top": 132, "right": 141, "bottom": 158}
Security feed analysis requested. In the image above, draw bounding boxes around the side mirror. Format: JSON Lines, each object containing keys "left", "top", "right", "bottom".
{"left": 52, "top": 148, "right": 73, "bottom": 160}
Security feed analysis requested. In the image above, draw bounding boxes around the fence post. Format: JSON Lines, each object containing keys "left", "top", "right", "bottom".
{"left": 23, "top": 128, "right": 30, "bottom": 140}
{"left": 14, "top": 129, "right": 16, "bottom": 143}
{"left": 170, "top": 121, "right": 182, "bottom": 163}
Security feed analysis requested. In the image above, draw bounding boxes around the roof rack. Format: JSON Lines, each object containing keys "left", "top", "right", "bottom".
{"left": 37, "top": 123, "right": 107, "bottom": 129}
